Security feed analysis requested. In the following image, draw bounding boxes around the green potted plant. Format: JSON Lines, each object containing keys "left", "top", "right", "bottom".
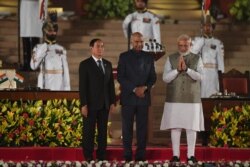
{"left": 84, "top": 0, "right": 134, "bottom": 19}
{"left": 229, "top": 0, "right": 250, "bottom": 22}
{"left": 210, "top": 104, "right": 250, "bottom": 148}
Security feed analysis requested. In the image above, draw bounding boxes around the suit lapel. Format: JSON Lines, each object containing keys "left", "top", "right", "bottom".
{"left": 103, "top": 60, "right": 111, "bottom": 81}
{"left": 90, "top": 57, "right": 104, "bottom": 75}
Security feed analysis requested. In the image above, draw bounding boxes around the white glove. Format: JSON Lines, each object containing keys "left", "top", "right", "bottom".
{"left": 36, "top": 43, "right": 48, "bottom": 58}
{"left": 191, "top": 37, "right": 205, "bottom": 54}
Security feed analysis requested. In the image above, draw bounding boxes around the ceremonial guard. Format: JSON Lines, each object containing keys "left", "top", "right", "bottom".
{"left": 30, "top": 12, "right": 70, "bottom": 91}
{"left": 191, "top": 15, "right": 224, "bottom": 97}
{"left": 20, "top": 0, "right": 48, "bottom": 70}
{"left": 122, "top": 0, "right": 161, "bottom": 50}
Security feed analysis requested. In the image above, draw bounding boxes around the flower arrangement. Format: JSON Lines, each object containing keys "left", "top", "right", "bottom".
{"left": 210, "top": 104, "right": 250, "bottom": 148}
{"left": 0, "top": 160, "right": 249, "bottom": 167}
{"left": 0, "top": 99, "right": 82, "bottom": 147}
{"left": 0, "top": 98, "right": 113, "bottom": 147}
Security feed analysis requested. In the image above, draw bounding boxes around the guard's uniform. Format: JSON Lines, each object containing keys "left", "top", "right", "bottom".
{"left": 30, "top": 43, "right": 71, "bottom": 90}
{"left": 123, "top": 10, "right": 161, "bottom": 50}
{"left": 20, "top": 0, "right": 48, "bottom": 70}
{"left": 191, "top": 36, "right": 224, "bottom": 97}
{"left": 20, "top": 0, "right": 47, "bottom": 38}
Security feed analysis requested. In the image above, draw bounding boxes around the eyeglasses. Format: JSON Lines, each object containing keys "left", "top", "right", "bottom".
{"left": 178, "top": 44, "right": 189, "bottom": 47}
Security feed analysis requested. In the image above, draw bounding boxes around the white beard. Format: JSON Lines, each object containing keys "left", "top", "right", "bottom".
{"left": 179, "top": 51, "right": 190, "bottom": 56}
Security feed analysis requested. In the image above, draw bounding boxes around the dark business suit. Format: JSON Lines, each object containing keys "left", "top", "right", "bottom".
{"left": 79, "top": 56, "right": 116, "bottom": 161}
{"left": 117, "top": 49, "right": 156, "bottom": 161}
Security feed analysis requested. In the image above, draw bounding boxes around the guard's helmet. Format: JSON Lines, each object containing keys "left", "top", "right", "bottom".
{"left": 202, "top": 14, "right": 216, "bottom": 30}
{"left": 42, "top": 11, "right": 58, "bottom": 44}
{"left": 143, "top": 0, "right": 148, "bottom": 4}
{"left": 42, "top": 11, "right": 58, "bottom": 34}
{"left": 134, "top": 0, "right": 148, "bottom": 5}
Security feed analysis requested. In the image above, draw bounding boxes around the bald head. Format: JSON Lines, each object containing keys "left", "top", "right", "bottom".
{"left": 131, "top": 32, "right": 144, "bottom": 51}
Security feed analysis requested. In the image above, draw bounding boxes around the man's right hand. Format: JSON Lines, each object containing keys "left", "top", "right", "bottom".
{"left": 81, "top": 105, "right": 88, "bottom": 117}
{"left": 37, "top": 43, "right": 48, "bottom": 57}
{"left": 178, "top": 55, "right": 183, "bottom": 72}
{"left": 134, "top": 86, "right": 146, "bottom": 98}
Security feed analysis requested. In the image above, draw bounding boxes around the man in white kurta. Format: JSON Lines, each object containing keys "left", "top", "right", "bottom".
{"left": 122, "top": 0, "right": 161, "bottom": 51}
{"left": 160, "top": 34, "right": 204, "bottom": 163}
{"left": 30, "top": 12, "right": 70, "bottom": 91}
{"left": 191, "top": 15, "right": 224, "bottom": 98}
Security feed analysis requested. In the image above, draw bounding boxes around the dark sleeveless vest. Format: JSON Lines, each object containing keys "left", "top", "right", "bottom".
{"left": 166, "top": 52, "right": 201, "bottom": 103}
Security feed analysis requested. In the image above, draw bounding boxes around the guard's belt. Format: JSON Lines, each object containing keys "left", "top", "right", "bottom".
{"left": 44, "top": 69, "right": 63, "bottom": 74}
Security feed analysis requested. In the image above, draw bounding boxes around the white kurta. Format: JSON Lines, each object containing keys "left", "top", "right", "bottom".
{"left": 30, "top": 43, "right": 71, "bottom": 90}
{"left": 191, "top": 36, "right": 224, "bottom": 97}
{"left": 160, "top": 56, "right": 205, "bottom": 131}
{"left": 123, "top": 11, "right": 161, "bottom": 50}
{"left": 20, "top": 0, "right": 48, "bottom": 37}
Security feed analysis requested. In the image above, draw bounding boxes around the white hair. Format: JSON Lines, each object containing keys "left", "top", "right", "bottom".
{"left": 177, "top": 34, "right": 191, "bottom": 43}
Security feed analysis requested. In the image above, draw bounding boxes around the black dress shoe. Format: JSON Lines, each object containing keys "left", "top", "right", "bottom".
{"left": 170, "top": 156, "right": 180, "bottom": 162}
{"left": 187, "top": 156, "right": 197, "bottom": 163}
{"left": 124, "top": 157, "right": 132, "bottom": 162}
{"left": 135, "top": 158, "right": 146, "bottom": 162}
{"left": 96, "top": 156, "right": 106, "bottom": 161}
{"left": 85, "top": 157, "right": 93, "bottom": 163}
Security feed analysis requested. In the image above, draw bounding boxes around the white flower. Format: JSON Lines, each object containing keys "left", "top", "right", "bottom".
{"left": 75, "top": 161, "right": 82, "bottom": 167}
{"left": 236, "top": 160, "right": 242, "bottom": 164}
{"left": 188, "top": 160, "right": 194, "bottom": 165}
{"left": 198, "top": 161, "right": 203, "bottom": 166}
{"left": 163, "top": 162, "right": 169, "bottom": 167}
{"left": 56, "top": 160, "right": 63, "bottom": 165}
{"left": 125, "top": 163, "right": 130, "bottom": 167}
{"left": 47, "top": 162, "right": 52, "bottom": 167}
{"left": 16, "top": 162, "right": 22, "bottom": 167}
{"left": 65, "top": 160, "right": 71, "bottom": 165}
{"left": 229, "top": 161, "right": 234, "bottom": 166}
{"left": 138, "top": 161, "right": 143, "bottom": 165}
{"left": 129, "top": 161, "right": 135, "bottom": 164}
{"left": 235, "top": 164, "right": 240, "bottom": 167}
{"left": 243, "top": 161, "right": 249, "bottom": 167}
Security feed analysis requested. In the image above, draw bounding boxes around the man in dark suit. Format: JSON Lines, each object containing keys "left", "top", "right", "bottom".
{"left": 117, "top": 32, "right": 157, "bottom": 161}
{"left": 79, "top": 38, "right": 116, "bottom": 161}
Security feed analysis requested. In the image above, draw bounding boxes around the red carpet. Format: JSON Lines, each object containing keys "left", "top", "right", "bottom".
{"left": 0, "top": 146, "right": 249, "bottom": 161}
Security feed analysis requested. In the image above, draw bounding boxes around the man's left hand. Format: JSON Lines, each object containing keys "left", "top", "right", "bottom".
{"left": 109, "top": 104, "right": 116, "bottom": 113}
